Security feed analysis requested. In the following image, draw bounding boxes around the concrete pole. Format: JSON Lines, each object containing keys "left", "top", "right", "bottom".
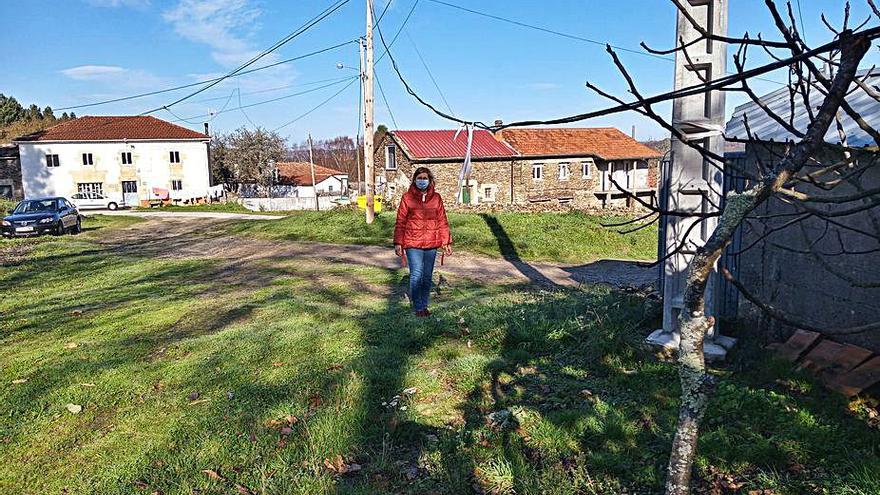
{"left": 308, "top": 132, "right": 319, "bottom": 211}
{"left": 649, "top": 0, "right": 736, "bottom": 360}
{"left": 363, "top": 0, "right": 376, "bottom": 224}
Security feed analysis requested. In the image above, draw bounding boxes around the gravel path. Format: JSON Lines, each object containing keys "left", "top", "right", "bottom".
{"left": 95, "top": 216, "right": 658, "bottom": 289}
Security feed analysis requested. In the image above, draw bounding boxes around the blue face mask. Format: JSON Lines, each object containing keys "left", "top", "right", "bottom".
{"left": 415, "top": 178, "right": 430, "bottom": 190}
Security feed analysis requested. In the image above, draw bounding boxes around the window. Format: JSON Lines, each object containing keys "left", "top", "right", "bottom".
{"left": 45, "top": 154, "right": 60, "bottom": 168}
{"left": 77, "top": 182, "right": 103, "bottom": 195}
{"left": 122, "top": 181, "right": 138, "bottom": 193}
{"left": 532, "top": 163, "right": 544, "bottom": 180}
{"left": 171, "top": 180, "right": 183, "bottom": 191}
{"left": 82, "top": 153, "right": 93, "bottom": 165}
{"left": 385, "top": 145, "right": 397, "bottom": 170}
{"left": 558, "top": 162, "right": 570, "bottom": 181}
{"left": 169, "top": 151, "right": 180, "bottom": 163}
{"left": 328, "top": 185, "right": 334, "bottom": 192}
{"left": 581, "top": 159, "right": 594, "bottom": 178}
{"left": 121, "top": 152, "right": 133, "bottom": 165}
{"left": 483, "top": 186, "right": 496, "bottom": 203}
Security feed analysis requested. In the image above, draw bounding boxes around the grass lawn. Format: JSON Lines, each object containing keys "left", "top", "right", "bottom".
{"left": 224, "top": 209, "right": 658, "bottom": 264}
{"left": 133, "top": 202, "right": 286, "bottom": 215}
{"left": 1, "top": 216, "right": 878, "bottom": 494}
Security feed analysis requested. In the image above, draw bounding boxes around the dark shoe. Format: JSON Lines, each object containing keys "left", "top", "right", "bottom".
{"left": 414, "top": 309, "right": 427, "bottom": 317}
{"left": 422, "top": 308, "right": 432, "bottom": 316}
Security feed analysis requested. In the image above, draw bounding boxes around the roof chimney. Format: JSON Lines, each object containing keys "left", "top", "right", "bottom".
{"left": 204, "top": 122, "right": 210, "bottom": 136}
{"left": 494, "top": 119, "right": 503, "bottom": 127}
{"left": 631, "top": 125, "right": 636, "bottom": 139}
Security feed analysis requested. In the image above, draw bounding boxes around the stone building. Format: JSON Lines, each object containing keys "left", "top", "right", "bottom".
{"left": 0, "top": 144, "right": 24, "bottom": 201}
{"left": 375, "top": 127, "right": 661, "bottom": 209}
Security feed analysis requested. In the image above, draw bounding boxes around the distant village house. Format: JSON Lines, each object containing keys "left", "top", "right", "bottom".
{"left": 375, "top": 126, "right": 661, "bottom": 209}
{"left": 13, "top": 116, "right": 211, "bottom": 206}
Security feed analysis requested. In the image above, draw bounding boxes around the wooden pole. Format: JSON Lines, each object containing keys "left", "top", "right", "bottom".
{"left": 308, "top": 132, "right": 319, "bottom": 211}
{"left": 358, "top": 37, "right": 365, "bottom": 196}
{"left": 364, "top": 0, "right": 376, "bottom": 223}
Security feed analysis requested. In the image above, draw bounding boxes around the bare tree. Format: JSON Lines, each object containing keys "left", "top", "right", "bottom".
{"left": 589, "top": 2, "right": 880, "bottom": 493}
{"left": 220, "top": 127, "right": 286, "bottom": 195}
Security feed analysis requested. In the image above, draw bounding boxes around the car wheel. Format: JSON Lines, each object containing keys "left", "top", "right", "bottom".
{"left": 108, "top": 202, "right": 118, "bottom": 211}
{"left": 54, "top": 222, "right": 65, "bottom": 236}
{"left": 73, "top": 218, "right": 82, "bottom": 234}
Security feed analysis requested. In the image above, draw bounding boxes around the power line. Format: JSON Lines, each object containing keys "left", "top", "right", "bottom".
{"left": 237, "top": 88, "right": 258, "bottom": 128}
{"left": 374, "top": 0, "right": 878, "bottom": 131}
{"left": 374, "top": 71, "right": 399, "bottom": 128}
{"left": 192, "top": 76, "right": 354, "bottom": 104}
{"left": 55, "top": 40, "right": 356, "bottom": 112}
{"left": 404, "top": 29, "right": 454, "bottom": 116}
{"left": 274, "top": 78, "right": 359, "bottom": 132}
{"left": 374, "top": 0, "right": 420, "bottom": 65}
{"left": 424, "top": 0, "right": 670, "bottom": 62}
{"left": 168, "top": 77, "right": 358, "bottom": 123}
{"left": 143, "top": 0, "right": 353, "bottom": 115}
{"left": 424, "top": 0, "right": 785, "bottom": 85}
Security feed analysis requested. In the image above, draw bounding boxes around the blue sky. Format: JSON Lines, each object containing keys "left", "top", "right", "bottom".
{"left": 2, "top": 0, "right": 878, "bottom": 143}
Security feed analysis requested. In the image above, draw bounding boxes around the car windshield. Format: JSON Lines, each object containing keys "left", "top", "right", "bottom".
{"left": 13, "top": 199, "right": 59, "bottom": 214}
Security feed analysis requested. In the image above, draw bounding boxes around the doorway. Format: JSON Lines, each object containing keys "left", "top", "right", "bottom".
{"left": 122, "top": 181, "right": 138, "bottom": 207}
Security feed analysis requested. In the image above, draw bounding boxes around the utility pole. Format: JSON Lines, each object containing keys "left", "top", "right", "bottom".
{"left": 363, "top": 0, "right": 376, "bottom": 224}
{"left": 308, "top": 132, "right": 319, "bottom": 211}
{"left": 358, "top": 37, "right": 365, "bottom": 196}
{"left": 649, "top": 0, "right": 735, "bottom": 360}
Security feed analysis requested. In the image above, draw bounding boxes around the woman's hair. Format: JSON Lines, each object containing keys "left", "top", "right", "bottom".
{"left": 411, "top": 167, "right": 434, "bottom": 184}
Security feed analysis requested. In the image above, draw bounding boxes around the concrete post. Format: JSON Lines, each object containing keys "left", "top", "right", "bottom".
{"left": 648, "top": 0, "right": 737, "bottom": 360}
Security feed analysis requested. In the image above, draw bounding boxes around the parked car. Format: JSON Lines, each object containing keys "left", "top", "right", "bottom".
{"left": 2, "top": 197, "right": 82, "bottom": 237}
{"left": 70, "top": 192, "right": 120, "bottom": 210}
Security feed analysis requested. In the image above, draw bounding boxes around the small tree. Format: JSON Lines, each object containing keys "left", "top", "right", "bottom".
{"left": 43, "top": 106, "right": 55, "bottom": 121}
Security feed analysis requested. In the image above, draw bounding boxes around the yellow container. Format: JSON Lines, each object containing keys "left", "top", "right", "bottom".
{"left": 356, "top": 195, "right": 383, "bottom": 213}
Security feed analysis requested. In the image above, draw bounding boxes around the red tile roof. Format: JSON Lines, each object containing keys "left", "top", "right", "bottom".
{"left": 276, "top": 162, "right": 346, "bottom": 186}
{"left": 14, "top": 116, "right": 209, "bottom": 142}
{"left": 392, "top": 130, "right": 517, "bottom": 160}
{"left": 498, "top": 127, "right": 662, "bottom": 160}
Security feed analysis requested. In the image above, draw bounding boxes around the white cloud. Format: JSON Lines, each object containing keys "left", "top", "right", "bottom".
{"left": 61, "top": 65, "right": 128, "bottom": 80}
{"left": 163, "top": 0, "right": 263, "bottom": 67}
{"left": 60, "top": 65, "right": 170, "bottom": 90}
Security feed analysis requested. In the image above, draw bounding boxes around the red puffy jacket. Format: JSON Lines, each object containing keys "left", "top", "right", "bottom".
{"left": 393, "top": 183, "right": 453, "bottom": 249}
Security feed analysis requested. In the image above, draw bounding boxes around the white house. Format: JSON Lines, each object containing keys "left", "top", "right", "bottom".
{"left": 14, "top": 116, "right": 210, "bottom": 206}
{"left": 239, "top": 161, "right": 349, "bottom": 199}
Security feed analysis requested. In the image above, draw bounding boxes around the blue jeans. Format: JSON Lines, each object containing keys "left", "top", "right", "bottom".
{"left": 406, "top": 248, "right": 437, "bottom": 311}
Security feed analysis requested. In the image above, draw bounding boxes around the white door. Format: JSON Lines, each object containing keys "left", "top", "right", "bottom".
{"left": 612, "top": 161, "right": 630, "bottom": 190}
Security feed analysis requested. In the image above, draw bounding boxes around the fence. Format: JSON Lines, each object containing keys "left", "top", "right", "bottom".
{"left": 238, "top": 196, "right": 343, "bottom": 212}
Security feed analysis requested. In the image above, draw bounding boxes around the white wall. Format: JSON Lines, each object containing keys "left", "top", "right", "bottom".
{"left": 297, "top": 175, "right": 348, "bottom": 198}
{"left": 17, "top": 140, "right": 210, "bottom": 203}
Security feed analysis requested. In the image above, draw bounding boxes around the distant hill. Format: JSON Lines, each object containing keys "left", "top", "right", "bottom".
{"left": 642, "top": 138, "right": 671, "bottom": 156}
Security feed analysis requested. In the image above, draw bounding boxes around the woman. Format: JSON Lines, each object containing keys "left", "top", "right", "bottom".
{"left": 393, "top": 167, "right": 453, "bottom": 317}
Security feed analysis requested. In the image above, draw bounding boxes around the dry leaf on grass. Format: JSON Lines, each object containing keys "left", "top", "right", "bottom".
{"left": 202, "top": 469, "right": 223, "bottom": 481}
{"left": 272, "top": 362, "right": 284, "bottom": 367}
{"left": 80, "top": 383, "right": 96, "bottom": 387}
{"left": 323, "top": 455, "right": 361, "bottom": 475}
{"left": 11, "top": 379, "right": 27, "bottom": 384}
{"left": 65, "top": 404, "right": 83, "bottom": 414}
{"left": 188, "top": 399, "right": 210, "bottom": 406}
{"left": 63, "top": 342, "right": 79, "bottom": 349}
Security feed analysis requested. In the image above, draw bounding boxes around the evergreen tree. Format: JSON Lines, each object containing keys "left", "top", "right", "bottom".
{"left": 43, "top": 106, "right": 55, "bottom": 120}
{"left": 61, "top": 112, "right": 70, "bottom": 120}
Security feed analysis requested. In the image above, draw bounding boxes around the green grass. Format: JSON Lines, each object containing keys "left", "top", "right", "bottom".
{"left": 1, "top": 219, "right": 878, "bottom": 494}
{"left": 224, "top": 209, "right": 658, "bottom": 264}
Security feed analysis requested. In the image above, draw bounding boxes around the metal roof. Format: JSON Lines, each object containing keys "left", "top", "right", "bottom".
{"left": 725, "top": 68, "right": 880, "bottom": 148}
{"left": 392, "top": 130, "right": 518, "bottom": 160}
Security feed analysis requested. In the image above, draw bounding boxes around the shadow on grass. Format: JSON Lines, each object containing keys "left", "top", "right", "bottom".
{"left": 2, "top": 230, "right": 879, "bottom": 494}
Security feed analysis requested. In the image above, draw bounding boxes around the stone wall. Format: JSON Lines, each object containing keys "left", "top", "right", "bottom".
{"left": 375, "top": 133, "right": 659, "bottom": 211}
{"left": 0, "top": 145, "right": 24, "bottom": 200}
{"left": 731, "top": 144, "right": 880, "bottom": 352}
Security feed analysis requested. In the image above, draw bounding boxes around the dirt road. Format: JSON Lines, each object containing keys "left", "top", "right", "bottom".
{"left": 95, "top": 216, "right": 657, "bottom": 289}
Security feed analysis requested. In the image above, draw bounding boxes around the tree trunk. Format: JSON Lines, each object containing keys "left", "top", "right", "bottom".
{"left": 663, "top": 31, "right": 869, "bottom": 494}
